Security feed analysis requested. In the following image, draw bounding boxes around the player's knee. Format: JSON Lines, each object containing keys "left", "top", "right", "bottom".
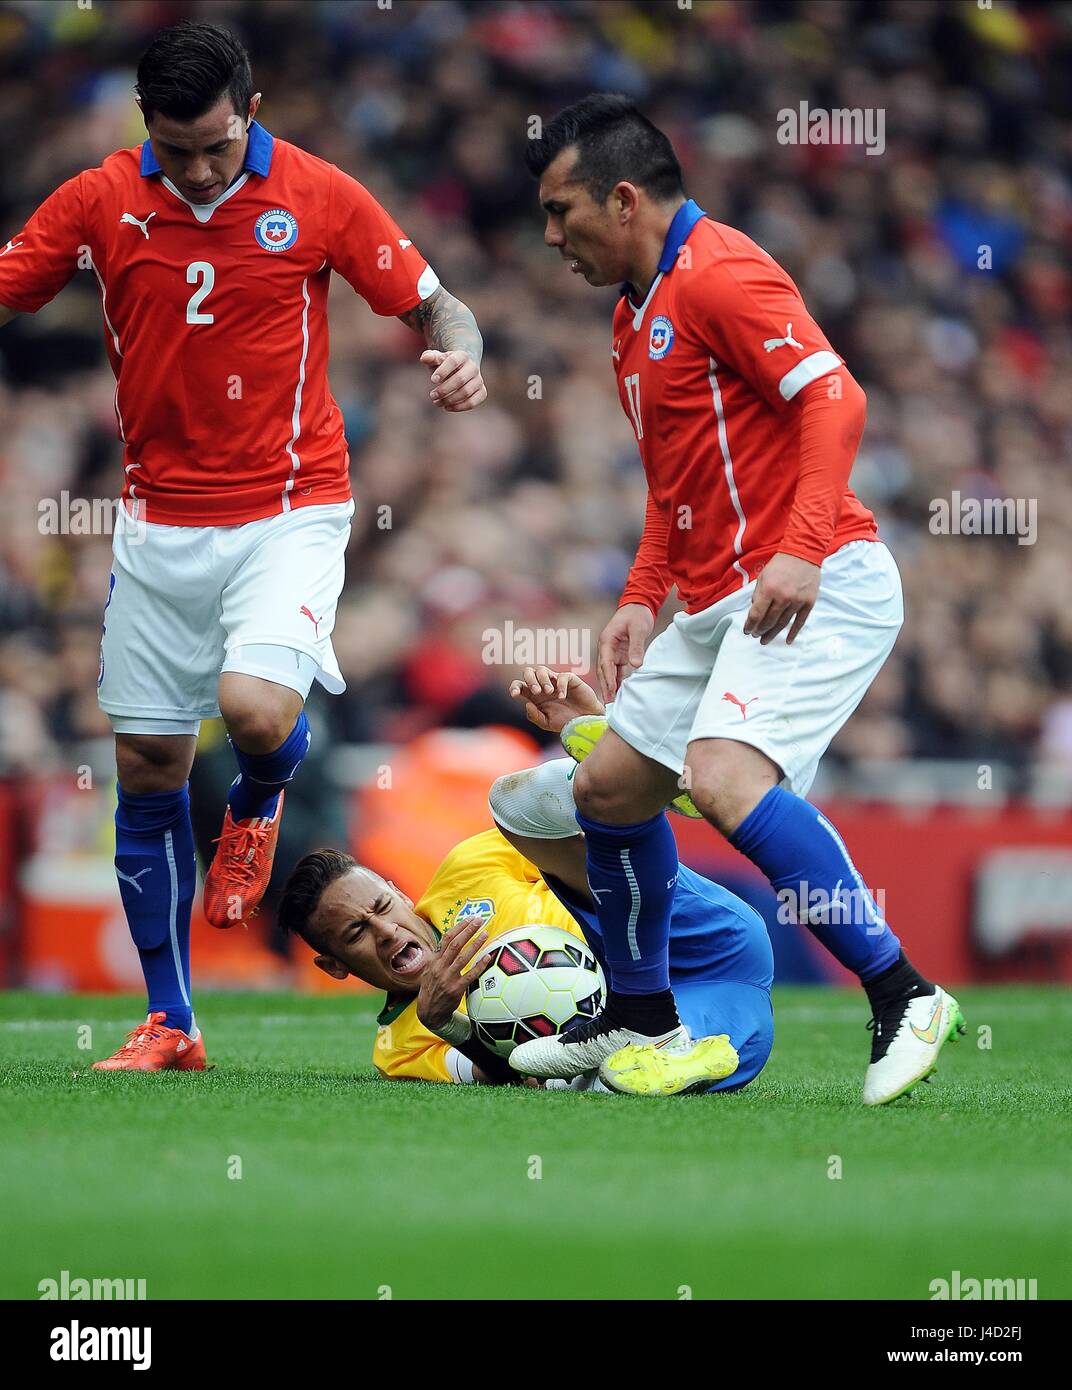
{"left": 685, "top": 758, "right": 767, "bottom": 834}
{"left": 572, "top": 758, "right": 631, "bottom": 822}
{"left": 488, "top": 769, "right": 531, "bottom": 832}
{"left": 685, "top": 743, "right": 780, "bottom": 836}
{"left": 687, "top": 779, "right": 745, "bottom": 836}
{"left": 115, "top": 735, "right": 193, "bottom": 793}
{"left": 221, "top": 699, "right": 298, "bottom": 754}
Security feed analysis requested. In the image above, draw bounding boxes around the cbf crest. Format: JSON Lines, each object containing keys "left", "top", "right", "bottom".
{"left": 254, "top": 208, "right": 299, "bottom": 252}
{"left": 649, "top": 315, "right": 674, "bottom": 360}
{"left": 444, "top": 897, "right": 496, "bottom": 932}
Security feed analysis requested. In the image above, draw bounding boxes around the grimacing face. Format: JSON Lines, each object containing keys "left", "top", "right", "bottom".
{"left": 307, "top": 867, "right": 440, "bottom": 994}
{"left": 538, "top": 147, "right": 635, "bottom": 288}
{"left": 140, "top": 92, "right": 262, "bottom": 205}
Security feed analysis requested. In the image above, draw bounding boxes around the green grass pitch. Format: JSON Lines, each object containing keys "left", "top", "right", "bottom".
{"left": 1, "top": 986, "right": 1068, "bottom": 1301}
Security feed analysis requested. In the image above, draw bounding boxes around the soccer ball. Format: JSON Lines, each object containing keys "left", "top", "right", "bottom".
{"left": 465, "top": 924, "right": 606, "bottom": 1059}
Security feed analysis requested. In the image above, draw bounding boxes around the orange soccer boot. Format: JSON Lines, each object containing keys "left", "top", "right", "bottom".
{"left": 203, "top": 790, "right": 285, "bottom": 928}
{"left": 92, "top": 1012, "right": 207, "bottom": 1071}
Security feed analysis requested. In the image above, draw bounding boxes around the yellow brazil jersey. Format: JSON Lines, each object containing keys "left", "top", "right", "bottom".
{"left": 372, "top": 829, "right": 585, "bottom": 1083}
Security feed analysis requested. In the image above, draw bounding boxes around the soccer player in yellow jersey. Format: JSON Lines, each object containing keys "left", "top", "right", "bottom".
{"left": 285, "top": 828, "right": 596, "bottom": 1085}
{"left": 279, "top": 670, "right": 774, "bottom": 1093}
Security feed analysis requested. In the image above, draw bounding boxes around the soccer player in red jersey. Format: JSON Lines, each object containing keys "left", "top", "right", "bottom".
{"left": 512, "top": 96, "right": 963, "bottom": 1104}
{"left": 0, "top": 23, "right": 487, "bottom": 1070}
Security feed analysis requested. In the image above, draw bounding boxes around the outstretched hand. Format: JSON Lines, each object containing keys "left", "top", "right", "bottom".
{"left": 508, "top": 666, "right": 605, "bottom": 734}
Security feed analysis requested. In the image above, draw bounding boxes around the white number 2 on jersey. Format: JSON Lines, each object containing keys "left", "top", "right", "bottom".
{"left": 185, "top": 261, "right": 215, "bottom": 324}
{"left": 623, "top": 372, "right": 643, "bottom": 441}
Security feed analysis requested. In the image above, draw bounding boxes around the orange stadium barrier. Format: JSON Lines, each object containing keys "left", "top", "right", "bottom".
{"left": 0, "top": 782, "right": 16, "bottom": 984}
{"left": 352, "top": 725, "right": 544, "bottom": 902}
{"left": 6, "top": 756, "right": 1071, "bottom": 989}
{"left": 674, "top": 800, "right": 1072, "bottom": 984}
{"left": 11, "top": 777, "right": 291, "bottom": 992}
{"left": 19, "top": 860, "right": 291, "bottom": 993}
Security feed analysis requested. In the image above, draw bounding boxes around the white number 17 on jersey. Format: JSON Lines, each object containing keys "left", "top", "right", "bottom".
{"left": 623, "top": 372, "right": 643, "bottom": 441}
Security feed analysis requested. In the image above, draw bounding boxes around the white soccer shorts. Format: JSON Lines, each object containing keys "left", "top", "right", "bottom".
{"left": 607, "top": 540, "right": 904, "bottom": 797}
{"left": 98, "top": 499, "right": 354, "bottom": 734}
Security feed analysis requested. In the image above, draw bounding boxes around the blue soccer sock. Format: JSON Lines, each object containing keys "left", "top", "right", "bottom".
{"left": 730, "top": 786, "right": 901, "bottom": 982}
{"left": 115, "top": 782, "right": 196, "bottom": 1035}
{"left": 575, "top": 810, "right": 679, "bottom": 995}
{"left": 227, "top": 708, "right": 310, "bottom": 823}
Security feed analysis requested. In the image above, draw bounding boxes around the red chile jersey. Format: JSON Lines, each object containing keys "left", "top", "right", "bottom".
{"left": 0, "top": 121, "right": 439, "bottom": 525}
{"left": 615, "top": 200, "right": 877, "bottom": 615}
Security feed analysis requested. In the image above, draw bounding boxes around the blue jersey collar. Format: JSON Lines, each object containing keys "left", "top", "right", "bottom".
{"left": 140, "top": 119, "right": 274, "bottom": 178}
{"left": 657, "top": 198, "right": 707, "bottom": 274}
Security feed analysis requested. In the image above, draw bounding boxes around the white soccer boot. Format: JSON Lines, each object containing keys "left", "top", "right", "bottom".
{"left": 863, "top": 985, "right": 966, "bottom": 1105}
{"left": 510, "top": 1008, "right": 689, "bottom": 1080}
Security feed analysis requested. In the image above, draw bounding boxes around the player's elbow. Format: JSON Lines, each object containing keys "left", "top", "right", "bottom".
{"left": 801, "top": 368, "right": 867, "bottom": 433}
{"left": 835, "top": 368, "right": 867, "bottom": 426}
{"left": 846, "top": 373, "right": 867, "bottom": 452}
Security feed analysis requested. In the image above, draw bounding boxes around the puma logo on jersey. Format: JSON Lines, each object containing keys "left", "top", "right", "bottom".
{"left": 116, "top": 867, "right": 153, "bottom": 894}
{"left": 0, "top": 239, "right": 23, "bottom": 257}
{"left": 398, "top": 238, "right": 412, "bottom": 249}
{"left": 722, "top": 691, "right": 759, "bottom": 719}
{"left": 120, "top": 212, "right": 156, "bottom": 240}
{"left": 762, "top": 322, "right": 803, "bottom": 353}
{"left": 299, "top": 605, "right": 324, "bottom": 638}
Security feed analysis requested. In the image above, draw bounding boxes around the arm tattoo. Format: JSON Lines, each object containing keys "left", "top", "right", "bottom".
{"left": 398, "top": 286, "right": 483, "bottom": 364}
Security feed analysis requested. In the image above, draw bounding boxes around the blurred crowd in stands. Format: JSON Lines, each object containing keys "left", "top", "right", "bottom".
{"left": 2, "top": 0, "right": 1071, "bottom": 786}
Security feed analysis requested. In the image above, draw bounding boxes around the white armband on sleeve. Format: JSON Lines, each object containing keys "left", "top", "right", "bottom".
{"left": 778, "top": 350, "right": 842, "bottom": 401}
{"left": 488, "top": 758, "right": 580, "bottom": 840}
{"left": 445, "top": 1048, "right": 477, "bottom": 1084}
